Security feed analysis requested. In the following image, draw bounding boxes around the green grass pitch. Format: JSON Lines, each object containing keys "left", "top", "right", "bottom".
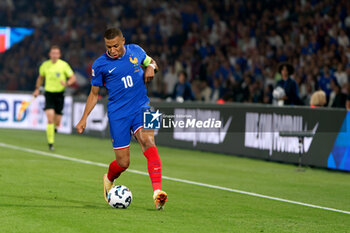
{"left": 0, "top": 129, "right": 349, "bottom": 233}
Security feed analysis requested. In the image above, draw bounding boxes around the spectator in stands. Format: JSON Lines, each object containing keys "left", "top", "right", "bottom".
{"left": 334, "top": 63, "right": 348, "bottom": 90}
{"left": 172, "top": 71, "right": 195, "bottom": 102}
{"left": 318, "top": 65, "right": 337, "bottom": 101}
{"left": 199, "top": 80, "right": 212, "bottom": 102}
{"left": 346, "top": 95, "right": 350, "bottom": 110}
{"left": 303, "top": 82, "right": 314, "bottom": 106}
{"left": 163, "top": 64, "right": 177, "bottom": 98}
{"left": 338, "top": 29, "right": 349, "bottom": 48}
{"left": 241, "top": 74, "right": 253, "bottom": 102}
{"left": 262, "top": 84, "right": 273, "bottom": 104}
{"left": 275, "top": 63, "right": 301, "bottom": 105}
{"left": 310, "top": 90, "right": 327, "bottom": 108}
{"left": 328, "top": 79, "right": 347, "bottom": 108}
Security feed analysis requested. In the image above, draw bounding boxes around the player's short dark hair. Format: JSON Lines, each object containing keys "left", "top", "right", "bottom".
{"left": 278, "top": 62, "right": 294, "bottom": 75}
{"left": 104, "top": 28, "right": 123, "bottom": 39}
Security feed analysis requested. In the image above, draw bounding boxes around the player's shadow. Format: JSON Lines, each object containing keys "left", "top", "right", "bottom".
{"left": 145, "top": 208, "right": 156, "bottom": 211}
{"left": 145, "top": 207, "right": 166, "bottom": 212}
{"left": 0, "top": 194, "right": 107, "bottom": 209}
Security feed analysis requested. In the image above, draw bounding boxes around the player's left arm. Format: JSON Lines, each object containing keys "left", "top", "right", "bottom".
{"left": 143, "top": 56, "right": 158, "bottom": 83}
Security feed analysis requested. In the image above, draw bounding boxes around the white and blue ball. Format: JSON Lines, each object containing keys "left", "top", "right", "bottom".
{"left": 273, "top": 86, "right": 286, "bottom": 99}
{"left": 107, "top": 185, "right": 132, "bottom": 209}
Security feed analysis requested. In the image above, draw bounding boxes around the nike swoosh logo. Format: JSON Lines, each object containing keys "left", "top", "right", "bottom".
{"left": 220, "top": 116, "right": 232, "bottom": 143}
{"left": 108, "top": 67, "right": 116, "bottom": 73}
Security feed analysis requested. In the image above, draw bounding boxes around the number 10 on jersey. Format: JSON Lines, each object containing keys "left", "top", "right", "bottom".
{"left": 121, "top": 75, "right": 133, "bottom": 88}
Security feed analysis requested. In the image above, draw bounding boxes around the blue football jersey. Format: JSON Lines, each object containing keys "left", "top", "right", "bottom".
{"left": 91, "top": 44, "right": 150, "bottom": 120}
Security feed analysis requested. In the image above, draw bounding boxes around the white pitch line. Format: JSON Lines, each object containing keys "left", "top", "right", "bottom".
{"left": 1, "top": 142, "right": 349, "bottom": 215}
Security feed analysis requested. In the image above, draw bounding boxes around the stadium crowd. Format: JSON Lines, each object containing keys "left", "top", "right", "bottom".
{"left": 1, "top": 0, "right": 350, "bottom": 107}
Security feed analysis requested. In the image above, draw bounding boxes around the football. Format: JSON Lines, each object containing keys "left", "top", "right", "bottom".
{"left": 107, "top": 185, "right": 132, "bottom": 209}
{"left": 272, "top": 86, "right": 286, "bottom": 99}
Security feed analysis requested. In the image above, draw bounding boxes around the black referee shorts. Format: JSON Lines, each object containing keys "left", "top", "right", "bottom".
{"left": 44, "top": 91, "right": 64, "bottom": 115}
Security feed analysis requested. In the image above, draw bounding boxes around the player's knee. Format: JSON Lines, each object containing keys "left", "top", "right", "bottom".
{"left": 118, "top": 159, "right": 130, "bottom": 169}
{"left": 139, "top": 137, "right": 155, "bottom": 149}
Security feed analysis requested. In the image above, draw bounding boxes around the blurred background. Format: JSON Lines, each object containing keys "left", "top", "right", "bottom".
{"left": 1, "top": 0, "right": 350, "bottom": 107}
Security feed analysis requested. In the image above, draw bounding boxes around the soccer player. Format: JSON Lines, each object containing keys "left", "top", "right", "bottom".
{"left": 33, "top": 45, "right": 76, "bottom": 151}
{"left": 75, "top": 28, "right": 168, "bottom": 210}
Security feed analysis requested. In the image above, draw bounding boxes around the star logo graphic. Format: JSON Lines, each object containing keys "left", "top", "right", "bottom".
{"left": 150, "top": 110, "right": 162, "bottom": 123}
{"left": 143, "top": 110, "right": 162, "bottom": 129}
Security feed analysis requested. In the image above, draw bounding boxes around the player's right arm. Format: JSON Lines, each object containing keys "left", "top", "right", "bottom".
{"left": 75, "top": 85, "right": 100, "bottom": 134}
{"left": 33, "top": 75, "right": 44, "bottom": 97}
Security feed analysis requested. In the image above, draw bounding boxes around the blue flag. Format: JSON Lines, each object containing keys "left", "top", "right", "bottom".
{"left": 0, "top": 27, "right": 34, "bottom": 53}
